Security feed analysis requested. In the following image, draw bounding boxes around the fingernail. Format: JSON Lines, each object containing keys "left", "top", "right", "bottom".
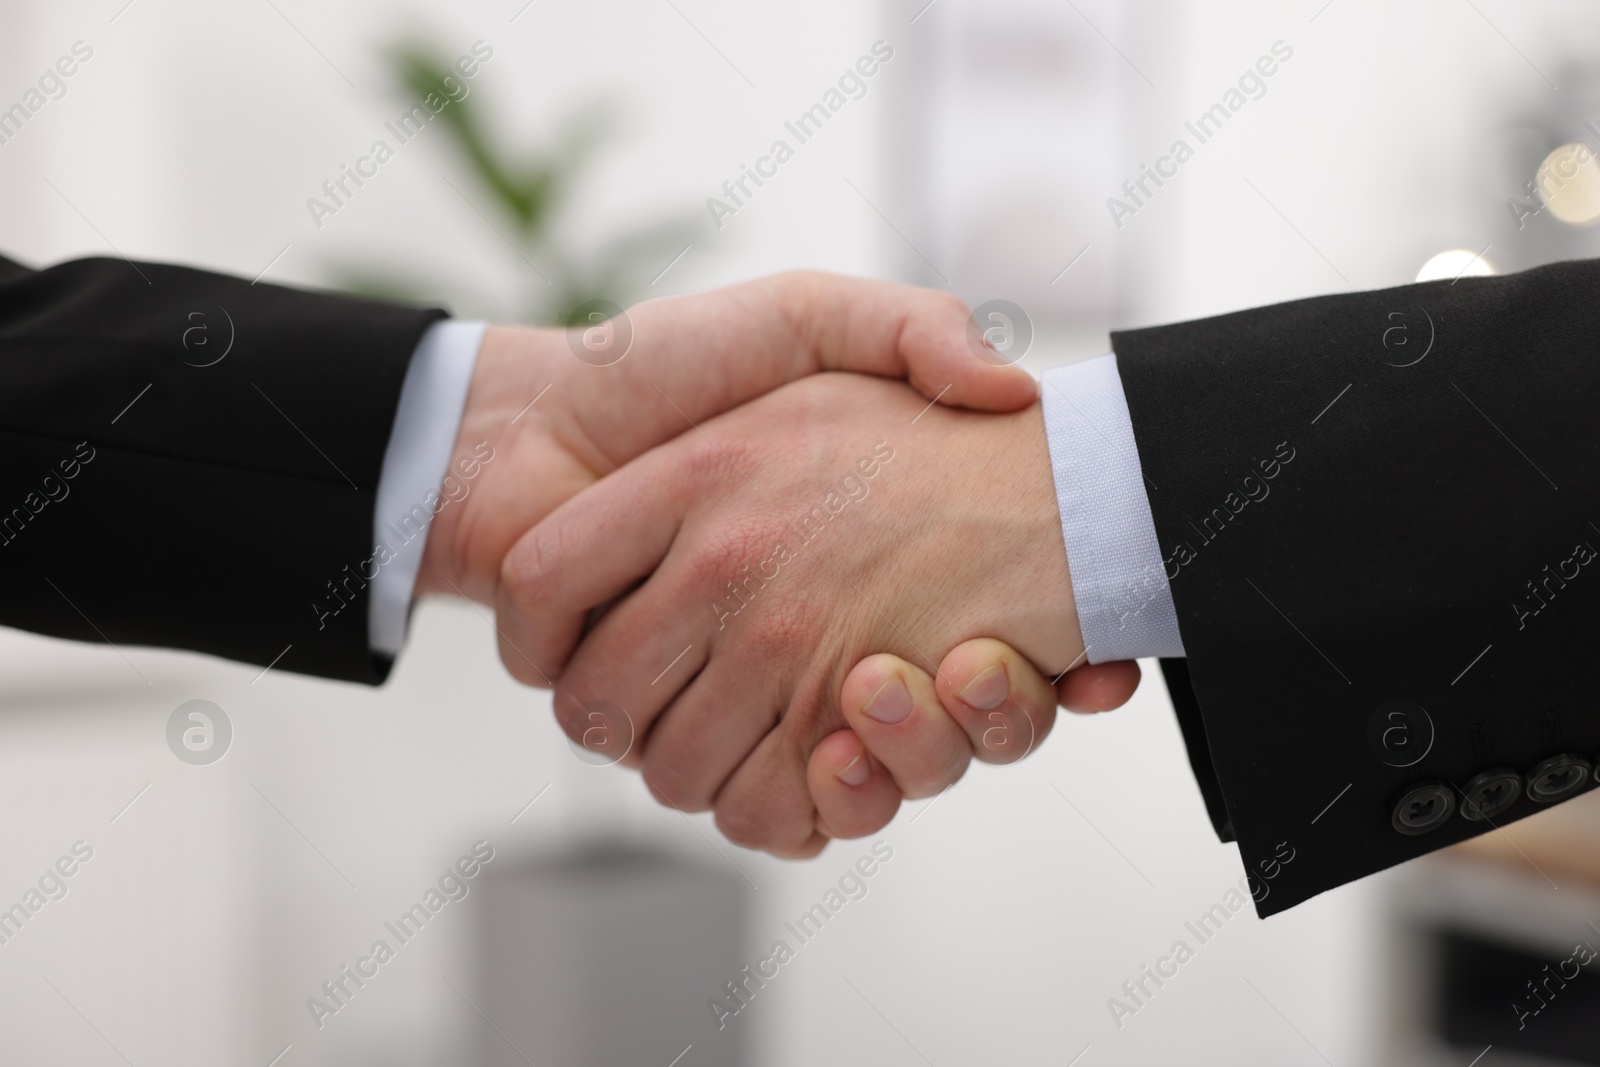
{"left": 837, "top": 754, "right": 871, "bottom": 787}
{"left": 863, "top": 676, "right": 913, "bottom": 724}
{"left": 958, "top": 665, "right": 1010, "bottom": 711}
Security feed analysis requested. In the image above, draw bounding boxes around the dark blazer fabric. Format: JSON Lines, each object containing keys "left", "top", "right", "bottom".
{"left": 1114, "top": 258, "right": 1600, "bottom": 917}
{"left": 0, "top": 254, "right": 444, "bottom": 684}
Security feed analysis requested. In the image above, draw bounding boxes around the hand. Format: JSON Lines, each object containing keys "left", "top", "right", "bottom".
{"left": 809, "top": 642, "right": 1143, "bottom": 838}
{"left": 497, "top": 372, "right": 1083, "bottom": 855}
{"left": 415, "top": 271, "right": 1038, "bottom": 605}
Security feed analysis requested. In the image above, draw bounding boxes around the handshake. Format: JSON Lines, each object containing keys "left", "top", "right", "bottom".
{"left": 414, "top": 272, "right": 1139, "bottom": 857}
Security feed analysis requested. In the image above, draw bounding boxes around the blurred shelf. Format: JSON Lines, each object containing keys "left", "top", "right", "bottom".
{"left": 1378, "top": 790, "right": 1600, "bottom": 1067}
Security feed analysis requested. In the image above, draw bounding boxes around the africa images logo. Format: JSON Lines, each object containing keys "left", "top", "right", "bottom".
{"left": 166, "top": 700, "right": 232, "bottom": 766}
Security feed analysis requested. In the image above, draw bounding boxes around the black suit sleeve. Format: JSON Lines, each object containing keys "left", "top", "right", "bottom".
{"left": 1111, "top": 257, "right": 1600, "bottom": 916}
{"left": 0, "top": 254, "right": 446, "bottom": 684}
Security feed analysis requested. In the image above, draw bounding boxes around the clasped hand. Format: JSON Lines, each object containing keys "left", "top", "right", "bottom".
{"left": 416, "top": 272, "right": 1141, "bottom": 855}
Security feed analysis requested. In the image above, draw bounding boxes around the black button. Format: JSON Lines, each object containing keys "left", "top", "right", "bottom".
{"left": 1392, "top": 780, "right": 1455, "bottom": 835}
{"left": 1526, "top": 754, "right": 1593, "bottom": 803}
{"left": 1459, "top": 768, "right": 1522, "bottom": 822}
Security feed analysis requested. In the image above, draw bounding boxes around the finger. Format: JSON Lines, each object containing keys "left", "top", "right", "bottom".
{"left": 573, "top": 274, "right": 1035, "bottom": 472}
{"left": 808, "top": 730, "right": 902, "bottom": 840}
{"left": 1058, "top": 659, "right": 1143, "bottom": 713}
{"left": 548, "top": 480, "right": 785, "bottom": 775}
{"left": 714, "top": 722, "right": 828, "bottom": 859}
{"left": 932, "top": 638, "right": 1059, "bottom": 765}
{"left": 782, "top": 273, "right": 1038, "bottom": 413}
{"left": 661, "top": 764, "right": 827, "bottom": 860}
{"left": 839, "top": 654, "right": 971, "bottom": 799}
{"left": 637, "top": 655, "right": 783, "bottom": 810}
{"left": 495, "top": 442, "right": 689, "bottom": 684}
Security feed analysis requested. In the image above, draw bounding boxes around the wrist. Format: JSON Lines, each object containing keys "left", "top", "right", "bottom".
{"left": 894, "top": 395, "right": 1082, "bottom": 676}
{"left": 416, "top": 324, "right": 594, "bottom": 603}
{"left": 993, "top": 403, "right": 1085, "bottom": 674}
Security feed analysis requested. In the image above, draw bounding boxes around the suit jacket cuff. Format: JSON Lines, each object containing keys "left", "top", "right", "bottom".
{"left": 0, "top": 256, "right": 446, "bottom": 685}
{"left": 1112, "top": 259, "right": 1600, "bottom": 917}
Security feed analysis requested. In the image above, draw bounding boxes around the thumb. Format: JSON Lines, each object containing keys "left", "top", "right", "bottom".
{"left": 783, "top": 272, "right": 1039, "bottom": 412}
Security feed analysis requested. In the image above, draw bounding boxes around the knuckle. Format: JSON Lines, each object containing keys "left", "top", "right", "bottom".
{"left": 642, "top": 761, "right": 713, "bottom": 814}
{"left": 499, "top": 648, "right": 547, "bottom": 688}
{"left": 553, "top": 687, "right": 639, "bottom": 766}
{"left": 681, "top": 436, "right": 729, "bottom": 488}
{"left": 770, "top": 268, "right": 808, "bottom": 291}
{"left": 495, "top": 622, "right": 557, "bottom": 689}
{"left": 683, "top": 435, "right": 761, "bottom": 497}
{"left": 713, "top": 800, "right": 773, "bottom": 852}
{"left": 548, "top": 686, "right": 589, "bottom": 743}
{"left": 680, "top": 517, "right": 780, "bottom": 616}
{"left": 772, "top": 269, "right": 825, "bottom": 303}
{"left": 500, "top": 525, "right": 561, "bottom": 610}
{"left": 935, "top": 289, "right": 972, "bottom": 321}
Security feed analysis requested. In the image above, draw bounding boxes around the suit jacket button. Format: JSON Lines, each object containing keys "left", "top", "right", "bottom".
{"left": 1459, "top": 768, "right": 1522, "bottom": 821}
{"left": 1526, "top": 754, "right": 1593, "bottom": 803}
{"left": 1391, "top": 781, "right": 1455, "bottom": 835}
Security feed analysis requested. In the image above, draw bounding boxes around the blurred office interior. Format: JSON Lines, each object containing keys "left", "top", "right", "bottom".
{"left": 2, "top": 1, "right": 1599, "bottom": 1063}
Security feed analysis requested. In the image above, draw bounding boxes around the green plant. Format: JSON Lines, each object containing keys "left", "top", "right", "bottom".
{"left": 340, "top": 43, "right": 696, "bottom": 326}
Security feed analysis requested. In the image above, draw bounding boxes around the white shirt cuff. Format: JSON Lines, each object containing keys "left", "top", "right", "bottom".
{"left": 368, "top": 320, "right": 487, "bottom": 656}
{"left": 1041, "top": 354, "right": 1186, "bottom": 662}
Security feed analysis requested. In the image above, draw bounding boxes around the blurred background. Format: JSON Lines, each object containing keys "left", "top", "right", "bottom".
{"left": 3, "top": 0, "right": 1600, "bottom": 1064}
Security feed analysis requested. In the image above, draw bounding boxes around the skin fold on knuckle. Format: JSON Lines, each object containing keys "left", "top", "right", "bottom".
{"left": 499, "top": 522, "right": 564, "bottom": 620}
